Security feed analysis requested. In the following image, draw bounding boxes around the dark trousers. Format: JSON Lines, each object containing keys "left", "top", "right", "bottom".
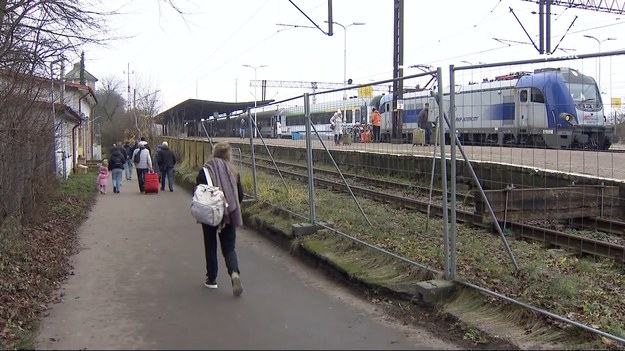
{"left": 136, "top": 168, "right": 148, "bottom": 192}
{"left": 373, "top": 126, "right": 380, "bottom": 142}
{"left": 425, "top": 126, "right": 431, "bottom": 144}
{"left": 202, "top": 223, "right": 240, "bottom": 281}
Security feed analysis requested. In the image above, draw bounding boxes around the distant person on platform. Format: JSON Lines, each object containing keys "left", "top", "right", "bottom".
{"left": 157, "top": 141, "right": 177, "bottom": 192}
{"left": 371, "top": 108, "right": 381, "bottom": 143}
{"left": 276, "top": 121, "right": 282, "bottom": 139}
{"left": 418, "top": 102, "right": 431, "bottom": 146}
{"left": 239, "top": 117, "right": 246, "bottom": 139}
{"left": 330, "top": 110, "right": 343, "bottom": 146}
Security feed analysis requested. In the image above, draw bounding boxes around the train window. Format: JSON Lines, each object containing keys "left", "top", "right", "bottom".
{"left": 520, "top": 90, "right": 528, "bottom": 102}
{"left": 531, "top": 88, "right": 545, "bottom": 103}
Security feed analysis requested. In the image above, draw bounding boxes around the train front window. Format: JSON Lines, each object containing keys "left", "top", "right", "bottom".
{"left": 568, "top": 83, "right": 600, "bottom": 103}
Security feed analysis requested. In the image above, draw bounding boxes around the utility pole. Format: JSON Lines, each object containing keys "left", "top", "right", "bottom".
{"left": 123, "top": 63, "right": 134, "bottom": 112}
{"left": 392, "top": 0, "right": 404, "bottom": 143}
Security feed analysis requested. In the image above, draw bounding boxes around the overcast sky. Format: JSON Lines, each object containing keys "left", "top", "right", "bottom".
{"left": 81, "top": 0, "right": 625, "bottom": 113}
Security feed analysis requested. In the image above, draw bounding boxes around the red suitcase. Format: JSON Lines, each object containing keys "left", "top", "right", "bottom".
{"left": 144, "top": 170, "right": 159, "bottom": 194}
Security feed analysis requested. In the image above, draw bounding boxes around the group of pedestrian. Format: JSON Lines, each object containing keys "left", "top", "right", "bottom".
{"left": 98, "top": 137, "right": 245, "bottom": 297}
{"left": 98, "top": 137, "right": 177, "bottom": 194}
{"left": 329, "top": 108, "right": 383, "bottom": 145}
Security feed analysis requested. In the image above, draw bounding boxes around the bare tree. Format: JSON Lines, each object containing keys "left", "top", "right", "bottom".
{"left": 0, "top": 1, "right": 117, "bottom": 76}
{"left": 95, "top": 75, "right": 125, "bottom": 122}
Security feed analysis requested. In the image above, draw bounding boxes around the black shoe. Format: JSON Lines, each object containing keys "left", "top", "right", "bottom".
{"left": 204, "top": 279, "right": 218, "bottom": 289}
{"left": 170, "top": 189, "right": 173, "bottom": 192}
{"left": 160, "top": 188, "right": 165, "bottom": 191}
{"left": 113, "top": 186, "right": 117, "bottom": 193}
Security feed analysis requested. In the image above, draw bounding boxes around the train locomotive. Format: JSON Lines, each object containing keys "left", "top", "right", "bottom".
{"left": 374, "top": 67, "right": 617, "bottom": 149}
{"left": 209, "top": 67, "right": 615, "bottom": 149}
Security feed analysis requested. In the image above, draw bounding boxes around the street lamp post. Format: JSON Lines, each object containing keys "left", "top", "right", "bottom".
{"left": 324, "top": 20, "right": 365, "bottom": 97}
{"left": 242, "top": 64, "right": 267, "bottom": 137}
{"left": 583, "top": 35, "right": 616, "bottom": 89}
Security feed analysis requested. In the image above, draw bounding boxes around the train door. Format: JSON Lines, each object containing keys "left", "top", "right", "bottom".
{"left": 516, "top": 88, "right": 529, "bottom": 129}
{"left": 382, "top": 101, "right": 393, "bottom": 133}
{"left": 270, "top": 116, "right": 276, "bottom": 138}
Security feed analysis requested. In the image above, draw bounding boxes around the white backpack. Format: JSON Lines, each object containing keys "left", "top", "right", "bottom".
{"left": 190, "top": 167, "right": 227, "bottom": 226}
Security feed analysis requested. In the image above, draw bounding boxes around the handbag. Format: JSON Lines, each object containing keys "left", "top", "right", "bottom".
{"left": 190, "top": 167, "right": 227, "bottom": 226}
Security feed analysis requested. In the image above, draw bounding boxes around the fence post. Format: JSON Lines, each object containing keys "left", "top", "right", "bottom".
{"left": 437, "top": 67, "right": 451, "bottom": 280}
{"left": 449, "top": 64, "right": 458, "bottom": 279}
{"left": 304, "top": 93, "right": 316, "bottom": 224}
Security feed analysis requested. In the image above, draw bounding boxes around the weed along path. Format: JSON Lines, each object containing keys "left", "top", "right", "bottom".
{"left": 35, "top": 178, "right": 460, "bottom": 350}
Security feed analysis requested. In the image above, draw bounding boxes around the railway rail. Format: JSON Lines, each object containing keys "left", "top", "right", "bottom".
{"left": 241, "top": 156, "right": 625, "bottom": 262}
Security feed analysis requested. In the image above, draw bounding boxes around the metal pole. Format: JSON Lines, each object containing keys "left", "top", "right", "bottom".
{"left": 449, "top": 65, "right": 458, "bottom": 278}
{"left": 425, "top": 121, "right": 440, "bottom": 234}
{"left": 304, "top": 93, "right": 316, "bottom": 224}
{"left": 254, "top": 68, "right": 258, "bottom": 138}
{"left": 200, "top": 121, "right": 214, "bottom": 148}
{"left": 437, "top": 67, "right": 450, "bottom": 279}
{"left": 598, "top": 41, "right": 601, "bottom": 88}
{"left": 247, "top": 110, "right": 258, "bottom": 200}
{"left": 343, "top": 25, "right": 347, "bottom": 86}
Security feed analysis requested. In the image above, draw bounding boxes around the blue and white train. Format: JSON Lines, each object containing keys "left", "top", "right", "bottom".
{"left": 374, "top": 67, "right": 617, "bottom": 149}
{"left": 214, "top": 67, "right": 615, "bottom": 149}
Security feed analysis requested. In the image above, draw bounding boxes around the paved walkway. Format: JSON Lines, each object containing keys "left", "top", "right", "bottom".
{"left": 35, "top": 177, "right": 458, "bottom": 350}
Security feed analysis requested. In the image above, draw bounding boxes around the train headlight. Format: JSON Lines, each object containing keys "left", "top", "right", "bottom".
{"left": 559, "top": 112, "right": 574, "bottom": 123}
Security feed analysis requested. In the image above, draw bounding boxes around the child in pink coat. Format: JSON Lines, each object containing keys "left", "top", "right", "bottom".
{"left": 97, "top": 165, "right": 109, "bottom": 194}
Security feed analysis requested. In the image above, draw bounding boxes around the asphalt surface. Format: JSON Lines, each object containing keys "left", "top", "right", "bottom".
{"left": 35, "top": 176, "right": 461, "bottom": 350}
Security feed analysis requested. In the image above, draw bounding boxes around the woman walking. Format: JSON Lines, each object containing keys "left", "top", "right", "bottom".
{"left": 196, "top": 142, "right": 244, "bottom": 296}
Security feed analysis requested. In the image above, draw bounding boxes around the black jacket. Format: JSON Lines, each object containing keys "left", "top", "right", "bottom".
{"left": 123, "top": 144, "right": 133, "bottom": 161}
{"left": 108, "top": 148, "right": 126, "bottom": 170}
{"left": 157, "top": 146, "right": 177, "bottom": 169}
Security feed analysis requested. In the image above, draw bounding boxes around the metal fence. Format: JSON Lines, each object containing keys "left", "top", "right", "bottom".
{"left": 169, "top": 50, "right": 625, "bottom": 345}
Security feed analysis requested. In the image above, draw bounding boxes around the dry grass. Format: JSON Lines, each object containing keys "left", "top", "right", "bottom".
{"left": 229, "top": 166, "right": 625, "bottom": 349}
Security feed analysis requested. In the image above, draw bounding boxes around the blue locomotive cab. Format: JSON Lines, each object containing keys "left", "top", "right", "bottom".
{"left": 517, "top": 67, "right": 612, "bottom": 149}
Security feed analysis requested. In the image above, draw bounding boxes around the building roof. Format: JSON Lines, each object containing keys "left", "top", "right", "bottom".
{"left": 65, "top": 62, "right": 98, "bottom": 83}
{"left": 155, "top": 98, "right": 275, "bottom": 124}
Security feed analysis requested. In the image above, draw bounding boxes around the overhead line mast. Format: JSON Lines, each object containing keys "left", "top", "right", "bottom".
{"left": 518, "top": 0, "right": 624, "bottom": 55}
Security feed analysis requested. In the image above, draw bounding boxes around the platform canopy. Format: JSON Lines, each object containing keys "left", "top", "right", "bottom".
{"left": 155, "top": 98, "right": 274, "bottom": 124}
{"left": 156, "top": 98, "right": 275, "bottom": 138}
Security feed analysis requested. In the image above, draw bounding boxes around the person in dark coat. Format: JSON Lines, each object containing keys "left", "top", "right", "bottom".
{"left": 123, "top": 141, "right": 135, "bottom": 181}
{"left": 108, "top": 145, "right": 126, "bottom": 194}
{"left": 157, "top": 141, "right": 177, "bottom": 192}
{"left": 195, "top": 142, "right": 244, "bottom": 296}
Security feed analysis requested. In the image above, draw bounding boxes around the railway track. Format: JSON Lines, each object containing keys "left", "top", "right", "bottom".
{"left": 241, "top": 156, "right": 625, "bottom": 262}
{"left": 241, "top": 155, "right": 475, "bottom": 203}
